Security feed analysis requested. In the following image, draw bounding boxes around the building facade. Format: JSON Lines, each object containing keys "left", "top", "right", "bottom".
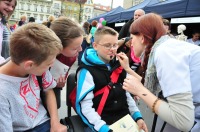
{"left": 82, "top": 0, "right": 93, "bottom": 23}
{"left": 93, "top": 4, "right": 110, "bottom": 18}
{"left": 11, "top": 0, "right": 54, "bottom": 23}
{"left": 61, "top": 0, "right": 80, "bottom": 22}
{"left": 123, "top": 0, "right": 144, "bottom": 9}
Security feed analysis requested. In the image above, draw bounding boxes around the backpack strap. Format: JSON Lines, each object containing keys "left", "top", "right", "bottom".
{"left": 95, "top": 66, "right": 123, "bottom": 115}
{"left": 36, "top": 76, "right": 49, "bottom": 116}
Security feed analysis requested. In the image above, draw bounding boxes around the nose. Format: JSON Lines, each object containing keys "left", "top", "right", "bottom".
{"left": 78, "top": 45, "right": 82, "bottom": 52}
{"left": 8, "top": 6, "right": 14, "bottom": 12}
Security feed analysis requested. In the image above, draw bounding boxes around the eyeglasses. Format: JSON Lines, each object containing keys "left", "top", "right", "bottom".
{"left": 97, "top": 43, "right": 118, "bottom": 50}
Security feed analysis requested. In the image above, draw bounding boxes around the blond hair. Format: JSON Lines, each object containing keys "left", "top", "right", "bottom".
{"left": 10, "top": 23, "right": 63, "bottom": 65}
{"left": 20, "top": 14, "right": 27, "bottom": 20}
{"left": 48, "top": 15, "right": 56, "bottom": 22}
{"left": 50, "top": 17, "right": 84, "bottom": 48}
{"left": 94, "top": 26, "right": 118, "bottom": 43}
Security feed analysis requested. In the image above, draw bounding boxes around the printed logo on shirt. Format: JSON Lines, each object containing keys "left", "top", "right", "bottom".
{"left": 42, "top": 72, "right": 54, "bottom": 89}
{"left": 20, "top": 76, "right": 40, "bottom": 119}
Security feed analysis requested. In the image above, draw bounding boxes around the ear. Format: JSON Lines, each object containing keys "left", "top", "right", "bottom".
{"left": 141, "top": 34, "right": 144, "bottom": 44}
{"left": 93, "top": 42, "right": 98, "bottom": 50}
{"left": 23, "top": 60, "right": 35, "bottom": 70}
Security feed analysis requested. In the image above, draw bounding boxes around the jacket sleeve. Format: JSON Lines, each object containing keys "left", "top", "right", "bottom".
{"left": 118, "top": 19, "right": 133, "bottom": 39}
{"left": 118, "top": 24, "right": 127, "bottom": 39}
{"left": 76, "top": 69, "right": 111, "bottom": 132}
{"left": 158, "top": 92, "right": 194, "bottom": 131}
{"left": 126, "top": 91, "right": 143, "bottom": 121}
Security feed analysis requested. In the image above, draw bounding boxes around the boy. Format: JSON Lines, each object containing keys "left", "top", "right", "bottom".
{"left": 0, "top": 23, "right": 67, "bottom": 132}
{"left": 76, "top": 27, "right": 147, "bottom": 132}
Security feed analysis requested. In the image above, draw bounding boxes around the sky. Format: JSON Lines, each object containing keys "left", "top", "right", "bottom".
{"left": 93, "top": 0, "right": 124, "bottom": 8}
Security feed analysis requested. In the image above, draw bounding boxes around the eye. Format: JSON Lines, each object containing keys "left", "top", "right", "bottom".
{"left": 113, "top": 44, "right": 118, "bottom": 47}
{"left": 104, "top": 45, "right": 110, "bottom": 48}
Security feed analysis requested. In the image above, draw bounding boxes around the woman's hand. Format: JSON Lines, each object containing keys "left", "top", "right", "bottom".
{"left": 116, "top": 52, "right": 130, "bottom": 71}
{"left": 56, "top": 75, "right": 67, "bottom": 88}
{"left": 136, "top": 119, "right": 148, "bottom": 132}
{"left": 123, "top": 75, "right": 144, "bottom": 96}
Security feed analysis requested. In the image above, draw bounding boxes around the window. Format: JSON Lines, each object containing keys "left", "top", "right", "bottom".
{"left": 41, "top": 6, "right": 43, "bottom": 12}
{"left": 27, "top": 13, "right": 31, "bottom": 18}
{"left": 47, "top": 7, "right": 50, "bottom": 13}
{"left": 21, "top": 3, "right": 24, "bottom": 10}
{"left": 34, "top": 14, "right": 37, "bottom": 19}
{"left": 85, "top": 8, "right": 88, "bottom": 12}
{"left": 34, "top": 5, "right": 37, "bottom": 11}
{"left": 40, "top": 15, "right": 43, "bottom": 21}
{"left": 27, "top": 5, "right": 30, "bottom": 10}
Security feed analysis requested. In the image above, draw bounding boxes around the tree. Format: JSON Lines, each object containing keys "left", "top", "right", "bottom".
{"left": 76, "top": 0, "right": 87, "bottom": 23}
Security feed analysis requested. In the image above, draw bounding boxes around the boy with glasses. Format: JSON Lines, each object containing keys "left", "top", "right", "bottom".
{"left": 75, "top": 26, "right": 147, "bottom": 132}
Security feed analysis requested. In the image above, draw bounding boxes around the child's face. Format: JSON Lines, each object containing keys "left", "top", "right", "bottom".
{"left": 61, "top": 35, "right": 83, "bottom": 57}
{"left": 192, "top": 33, "right": 200, "bottom": 41}
{"left": 0, "top": 0, "right": 16, "bottom": 17}
{"left": 28, "top": 55, "right": 56, "bottom": 76}
{"left": 93, "top": 34, "right": 118, "bottom": 63}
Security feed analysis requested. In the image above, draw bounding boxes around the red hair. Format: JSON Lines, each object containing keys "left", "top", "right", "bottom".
{"left": 91, "top": 20, "right": 98, "bottom": 27}
{"left": 130, "top": 13, "right": 166, "bottom": 83}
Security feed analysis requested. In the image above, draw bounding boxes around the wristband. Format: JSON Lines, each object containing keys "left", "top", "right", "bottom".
{"left": 152, "top": 98, "right": 160, "bottom": 113}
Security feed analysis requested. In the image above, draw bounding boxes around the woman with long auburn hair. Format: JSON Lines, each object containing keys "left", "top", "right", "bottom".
{"left": 117, "top": 13, "right": 199, "bottom": 131}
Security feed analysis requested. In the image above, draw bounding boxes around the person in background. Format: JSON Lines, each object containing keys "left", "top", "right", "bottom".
{"left": 76, "top": 26, "right": 147, "bottom": 132}
{"left": 10, "top": 20, "right": 18, "bottom": 32}
{"left": 162, "top": 19, "right": 174, "bottom": 38}
{"left": 118, "top": 9, "right": 145, "bottom": 39}
{"left": 18, "top": 14, "right": 27, "bottom": 26}
{"left": 90, "top": 20, "right": 98, "bottom": 45}
{"left": 47, "top": 15, "right": 55, "bottom": 28}
{"left": 187, "top": 30, "right": 200, "bottom": 46}
{"left": 78, "top": 21, "right": 90, "bottom": 65}
{"left": 0, "top": 23, "right": 67, "bottom": 132}
{"left": 1, "top": 20, "right": 11, "bottom": 59}
{"left": 119, "top": 13, "right": 197, "bottom": 132}
{"left": 0, "top": 0, "right": 17, "bottom": 63}
{"left": 28, "top": 16, "right": 35, "bottom": 23}
{"left": 50, "top": 17, "right": 83, "bottom": 109}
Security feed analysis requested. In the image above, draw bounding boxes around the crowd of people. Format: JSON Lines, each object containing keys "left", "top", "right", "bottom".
{"left": 0, "top": 0, "right": 200, "bottom": 132}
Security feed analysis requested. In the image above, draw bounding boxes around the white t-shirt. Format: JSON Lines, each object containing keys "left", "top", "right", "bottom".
{"left": 154, "top": 38, "right": 200, "bottom": 102}
{"left": 0, "top": 70, "right": 56, "bottom": 131}
{"left": 154, "top": 38, "right": 200, "bottom": 131}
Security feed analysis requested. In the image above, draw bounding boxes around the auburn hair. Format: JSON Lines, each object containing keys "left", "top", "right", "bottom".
{"left": 130, "top": 13, "right": 166, "bottom": 83}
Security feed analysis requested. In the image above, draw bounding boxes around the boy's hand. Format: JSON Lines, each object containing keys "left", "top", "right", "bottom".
{"left": 51, "top": 122, "right": 67, "bottom": 132}
{"left": 56, "top": 75, "right": 67, "bottom": 88}
{"left": 136, "top": 119, "right": 148, "bottom": 132}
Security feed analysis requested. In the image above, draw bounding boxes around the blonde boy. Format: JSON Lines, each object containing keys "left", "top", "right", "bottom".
{"left": 0, "top": 23, "right": 67, "bottom": 131}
